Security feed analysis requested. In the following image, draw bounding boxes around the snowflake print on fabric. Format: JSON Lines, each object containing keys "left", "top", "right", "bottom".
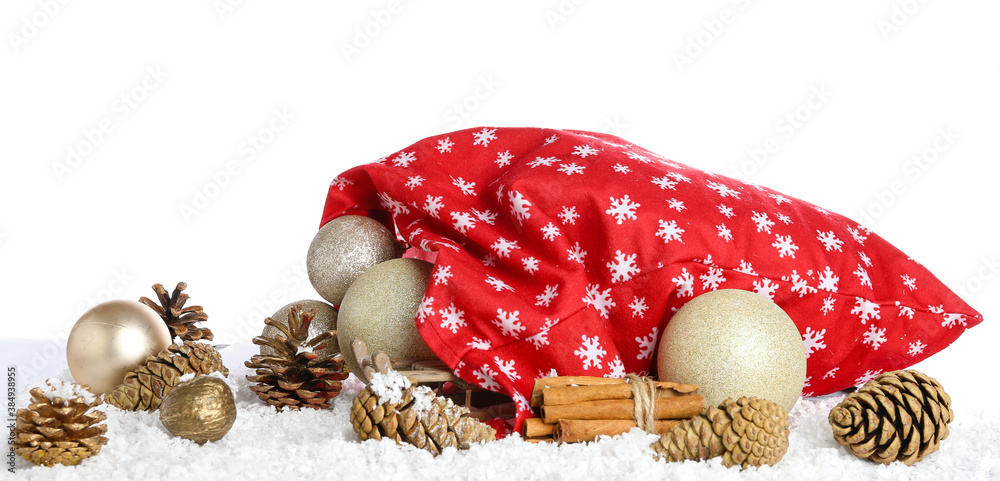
{"left": 821, "top": 295, "right": 836, "bottom": 315}
{"left": 416, "top": 296, "right": 434, "bottom": 323}
{"left": 485, "top": 275, "right": 514, "bottom": 292}
{"left": 851, "top": 298, "right": 881, "bottom": 324}
{"left": 471, "top": 208, "right": 497, "bottom": 225}
{"left": 636, "top": 327, "right": 658, "bottom": 360}
{"left": 771, "top": 194, "right": 791, "bottom": 205}
{"left": 651, "top": 176, "right": 677, "bottom": 190}
{"left": 613, "top": 163, "right": 630, "bottom": 174}
{"left": 751, "top": 211, "right": 775, "bottom": 233}
{"left": 573, "top": 144, "right": 600, "bottom": 158}
{"left": 817, "top": 266, "right": 839, "bottom": 292}
{"left": 450, "top": 211, "right": 476, "bottom": 233}
{"left": 672, "top": 269, "right": 694, "bottom": 298}
{"left": 406, "top": 176, "right": 424, "bottom": 190}
{"left": 606, "top": 356, "right": 626, "bottom": 378}
{"left": 772, "top": 234, "right": 799, "bottom": 258}
{"left": 330, "top": 176, "right": 354, "bottom": 190}
{"left": 700, "top": 266, "right": 726, "bottom": 290}
{"left": 817, "top": 230, "right": 844, "bottom": 252}
{"left": 854, "top": 265, "right": 872, "bottom": 288}
{"left": 717, "top": 224, "right": 733, "bottom": 242}
{"left": 567, "top": 242, "right": 587, "bottom": 264}
{"left": 522, "top": 257, "right": 540, "bottom": 274}
{"left": 377, "top": 193, "right": 410, "bottom": 215}
{"left": 896, "top": 302, "right": 915, "bottom": 319}
{"left": 392, "top": 151, "right": 416, "bottom": 168}
{"left": 607, "top": 251, "right": 640, "bottom": 284}
{"left": 629, "top": 297, "right": 649, "bottom": 318}
{"left": 942, "top": 313, "right": 967, "bottom": 328}
{"left": 848, "top": 226, "right": 869, "bottom": 245}
{"left": 473, "top": 128, "right": 497, "bottom": 146}
{"left": 859, "top": 252, "right": 872, "bottom": 267}
{"left": 776, "top": 213, "right": 793, "bottom": 225}
{"left": 558, "top": 163, "right": 585, "bottom": 175}
{"left": 583, "top": 284, "right": 616, "bottom": 319}
{"left": 656, "top": 219, "right": 684, "bottom": 244}
{"left": 541, "top": 222, "right": 561, "bottom": 241}
{"left": 433, "top": 265, "right": 452, "bottom": 285}
{"left": 606, "top": 195, "right": 640, "bottom": 224}
{"left": 667, "top": 198, "right": 685, "bottom": 212}
{"left": 526, "top": 318, "right": 557, "bottom": 350}
{"left": 626, "top": 151, "right": 651, "bottom": 163}
{"left": 706, "top": 179, "right": 740, "bottom": 198}
{"left": 493, "top": 309, "right": 525, "bottom": 338}
{"left": 467, "top": 337, "right": 491, "bottom": 350}
{"left": 495, "top": 356, "right": 521, "bottom": 381}
{"left": 558, "top": 206, "right": 580, "bottom": 225}
{"left": 718, "top": 204, "right": 735, "bottom": 218}
{"left": 535, "top": 285, "right": 559, "bottom": 307}
{"left": 802, "top": 328, "right": 827, "bottom": 358}
{"left": 901, "top": 274, "right": 917, "bottom": 291}
{"left": 438, "top": 303, "right": 467, "bottom": 334}
{"left": 753, "top": 278, "right": 779, "bottom": 300}
{"left": 474, "top": 364, "right": 501, "bottom": 392}
{"left": 544, "top": 134, "right": 559, "bottom": 145}
{"left": 824, "top": 368, "right": 840, "bottom": 380}
{"left": 508, "top": 190, "right": 532, "bottom": 223}
{"left": 491, "top": 237, "right": 519, "bottom": 258}
{"left": 422, "top": 195, "right": 444, "bottom": 218}
{"left": 528, "top": 156, "right": 560, "bottom": 168}
{"left": 452, "top": 176, "right": 477, "bottom": 195}
{"left": 574, "top": 335, "right": 607, "bottom": 370}
{"left": 436, "top": 138, "right": 454, "bottom": 153}
{"left": 855, "top": 370, "right": 882, "bottom": 386}
{"left": 495, "top": 150, "right": 514, "bottom": 167}
{"left": 908, "top": 340, "right": 926, "bottom": 356}
{"left": 787, "top": 271, "right": 817, "bottom": 297}
{"left": 736, "top": 260, "right": 758, "bottom": 275}
{"left": 862, "top": 325, "right": 887, "bottom": 350}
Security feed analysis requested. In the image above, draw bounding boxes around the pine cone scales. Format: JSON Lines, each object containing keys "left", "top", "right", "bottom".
{"left": 140, "top": 282, "right": 213, "bottom": 341}
{"left": 107, "top": 340, "right": 229, "bottom": 411}
{"left": 652, "top": 397, "right": 790, "bottom": 469}
{"left": 14, "top": 383, "right": 109, "bottom": 467}
{"left": 829, "top": 369, "right": 952, "bottom": 466}
{"left": 245, "top": 306, "right": 349, "bottom": 409}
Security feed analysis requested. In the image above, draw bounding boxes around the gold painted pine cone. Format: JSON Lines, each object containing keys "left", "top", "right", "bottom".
{"left": 140, "top": 282, "right": 214, "bottom": 342}
{"left": 651, "top": 396, "right": 790, "bottom": 469}
{"left": 829, "top": 369, "right": 952, "bottom": 466}
{"left": 14, "top": 383, "right": 109, "bottom": 467}
{"left": 106, "top": 340, "right": 229, "bottom": 411}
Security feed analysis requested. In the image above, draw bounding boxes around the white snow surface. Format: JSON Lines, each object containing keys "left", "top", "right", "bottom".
{"left": 8, "top": 340, "right": 1000, "bottom": 480}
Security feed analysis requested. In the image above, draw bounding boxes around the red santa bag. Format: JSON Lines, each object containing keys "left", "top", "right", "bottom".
{"left": 320, "top": 127, "right": 982, "bottom": 428}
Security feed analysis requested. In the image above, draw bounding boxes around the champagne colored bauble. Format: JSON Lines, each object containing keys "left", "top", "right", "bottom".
{"left": 657, "top": 289, "right": 806, "bottom": 413}
{"left": 260, "top": 299, "right": 339, "bottom": 358}
{"left": 159, "top": 376, "right": 237, "bottom": 444}
{"left": 307, "top": 215, "right": 399, "bottom": 306}
{"left": 338, "top": 258, "right": 435, "bottom": 383}
{"left": 66, "top": 300, "right": 172, "bottom": 395}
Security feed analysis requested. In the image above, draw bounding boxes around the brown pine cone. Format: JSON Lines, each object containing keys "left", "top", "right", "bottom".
{"left": 14, "top": 381, "right": 109, "bottom": 467}
{"left": 106, "top": 340, "right": 229, "bottom": 411}
{"left": 140, "top": 282, "right": 214, "bottom": 341}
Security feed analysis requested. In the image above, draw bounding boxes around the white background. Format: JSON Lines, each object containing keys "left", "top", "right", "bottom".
{"left": 1, "top": 1, "right": 996, "bottom": 402}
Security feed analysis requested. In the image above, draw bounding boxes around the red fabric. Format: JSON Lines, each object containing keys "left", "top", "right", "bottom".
{"left": 320, "top": 127, "right": 982, "bottom": 430}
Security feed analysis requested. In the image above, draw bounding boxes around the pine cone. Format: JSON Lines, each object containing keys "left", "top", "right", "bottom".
{"left": 829, "top": 369, "right": 952, "bottom": 466}
{"left": 14, "top": 381, "right": 109, "bottom": 467}
{"left": 245, "top": 305, "right": 349, "bottom": 410}
{"left": 106, "top": 340, "right": 229, "bottom": 411}
{"left": 651, "top": 397, "right": 790, "bottom": 469}
{"left": 351, "top": 371, "right": 497, "bottom": 456}
{"left": 140, "top": 282, "right": 213, "bottom": 341}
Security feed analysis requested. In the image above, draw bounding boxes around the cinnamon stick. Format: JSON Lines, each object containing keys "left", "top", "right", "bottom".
{"left": 524, "top": 436, "right": 553, "bottom": 444}
{"left": 530, "top": 376, "right": 625, "bottom": 407}
{"left": 554, "top": 419, "right": 682, "bottom": 443}
{"left": 522, "top": 417, "right": 556, "bottom": 438}
{"left": 541, "top": 381, "right": 699, "bottom": 406}
{"left": 541, "top": 394, "right": 704, "bottom": 423}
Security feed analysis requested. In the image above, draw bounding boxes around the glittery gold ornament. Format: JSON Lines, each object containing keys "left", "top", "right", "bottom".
{"left": 337, "top": 258, "right": 436, "bottom": 382}
{"left": 307, "top": 215, "right": 400, "bottom": 306}
{"left": 260, "top": 300, "right": 339, "bottom": 358}
{"left": 159, "top": 376, "right": 237, "bottom": 444}
{"left": 66, "top": 300, "right": 173, "bottom": 395}
{"left": 656, "top": 289, "right": 806, "bottom": 413}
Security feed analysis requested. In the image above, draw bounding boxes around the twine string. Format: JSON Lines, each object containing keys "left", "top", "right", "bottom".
{"left": 626, "top": 373, "right": 657, "bottom": 432}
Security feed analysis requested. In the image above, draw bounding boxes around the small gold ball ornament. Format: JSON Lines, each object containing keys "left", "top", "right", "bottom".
{"left": 261, "top": 300, "right": 339, "bottom": 358}
{"left": 66, "top": 300, "right": 173, "bottom": 395}
{"left": 337, "top": 258, "right": 435, "bottom": 382}
{"left": 159, "top": 376, "right": 237, "bottom": 444}
{"left": 657, "top": 289, "right": 806, "bottom": 413}
{"left": 307, "top": 215, "right": 399, "bottom": 306}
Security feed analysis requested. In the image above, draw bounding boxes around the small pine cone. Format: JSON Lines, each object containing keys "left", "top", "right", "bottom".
{"left": 14, "top": 381, "right": 109, "bottom": 467}
{"left": 652, "top": 397, "right": 790, "bottom": 469}
{"left": 829, "top": 369, "right": 952, "bottom": 466}
{"left": 140, "top": 282, "right": 214, "bottom": 341}
{"left": 107, "top": 340, "right": 229, "bottom": 411}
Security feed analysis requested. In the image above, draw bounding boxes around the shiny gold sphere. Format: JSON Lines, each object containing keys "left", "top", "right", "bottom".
{"left": 657, "top": 289, "right": 807, "bottom": 413}
{"left": 306, "top": 215, "right": 399, "bottom": 306}
{"left": 261, "top": 299, "right": 339, "bottom": 358}
{"left": 338, "top": 258, "right": 435, "bottom": 383}
{"left": 66, "top": 300, "right": 172, "bottom": 395}
{"left": 159, "top": 376, "right": 237, "bottom": 444}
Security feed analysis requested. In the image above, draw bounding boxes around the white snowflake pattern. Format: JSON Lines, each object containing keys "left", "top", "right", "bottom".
{"left": 629, "top": 297, "right": 649, "bottom": 318}
{"left": 535, "top": 284, "right": 559, "bottom": 307}
{"left": 526, "top": 318, "right": 558, "bottom": 350}
{"left": 802, "top": 328, "right": 827, "bottom": 358}
{"left": 901, "top": 274, "right": 917, "bottom": 291}
{"left": 636, "top": 327, "right": 658, "bottom": 360}
{"left": 492, "top": 308, "right": 525, "bottom": 338}
{"left": 655, "top": 219, "right": 685, "bottom": 244}
{"left": 450, "top": 211, "right": 477, "bottom": 233}
{"left": 772, "top": 234, "right": 799, "bottom": 258}
{"left": 330, "top": 176, "right": 354, "bottom": 190}
{"left": 816, "top": 230, "right": 844, "bottom": 252}
{"left": 853, "top": 264, "right": 872, "bottom": 288}
{"left": 776, "top": 213, "right": 792, "bottom": 225}
{"left": 751, "top": 211, "right": 775, "bottom": 233}
{"left": 573, "top": 144, "right": 600, "bottom": 158}
{"left": 908, "top": 340, "right": 926, "bottom": 356}
{"left": 817, "top": 266, "right": 839, "bottom": 292}
{"left": 717, "top": 204, "right": 735, "bottom": 218}
{"left": 613, "top": 163, "right": 631, "bottom": 174}
{"left": 522, "top": 257, "right": 540, "bottom": 274}
{"left": 717, "top": 224, "right": 733, "bottom": 242}
{"left": 858, "top": 251, "right": 872, "bottom": 267}
{"left": 508, "top": 190, "right": 532, "bottom": 223}
{"left": 473, "top": 128, "right": 497, "bottom": 146}
{"left": 605, "top": 356, "right": 626, "bottom": 379}
{"left": 736, "top": 260, "right": 758, "bottom": 275}
{"left": 392, "top": 151, "right": 416, "bottom": 167}
{"left": 470, "top": 208, "right": 497, "bottom": 225}
{"left": 626, "top": 151, "right": 651, "bottom": 163}
{"left": 651, "top": 176, "right": 677, "bottom": 190}
{"left": 573, "top": 335, "right": 607, "bottom": 370}
{"left": 474, "top": 364, "right": 501, "bottom": 392}
{"left": 862, "top": 325, "right": 887, "bottom": 350}
{"left": 824, "top": 367, "right": 840, "bottom": 380}
{"left": 422, "top": 195, "right": 444, "bottom": 218}
{"left": 787, "top": 270, "right": 817, "bottom": 297}
{"left": 855, "top": 369, "right": 882, "bottom": 386}
{"left": 436, "top": 138, "right": 454, "bottom": 153}
{"left": 405, "top": 176, "right": 424, "bottom": 190}
{"left": 491, "top": 237, "right": 519, "bottom": 258}
{"left": 706, "top": 180, "right": 741, "bottom": 198}
{"left": 848, "top": 226, "right": 869, "bottom": 245}
{"left": 942, "top": 313, "right": 967, "bottom": 328}
{"left": 753, "top": 278, "right": 779, "bottom": 300}
{"left": 896, "top": 302, "right": 915, "bottom": 319}
{"left": 700, "top": 266, "right": 726, "bottom": 290}
{"left": 377, "top": 192, "right": 410, "bottom": 215}
{"left": 851, "top": 297, "right": 881, "bottom": 324}
{"left": 416, "top": 296, "right": 434, "bottom": 323}
{"left": 467, "top": 337, "right": 491, "bottom": 351}
{"left": 821, "top": 295, "right": 836, "bottom": 315}
{"left": 433, "top": 265, "right": 452, "bottom": 285}
{"left": 438, "top": 303, "right": 467, "bottom": 334}
{"left": 494, "top": 356, "right": 521, "bottom": 381}
{"left": 606, "top": 195, "right": 640, "bottom": 224}
{"left": 557, "top": 162, "right": 585, "bottom": 175}
{"left": 607, "top": 250, "right": 640, "bottom": 284}
{"left": 541, "top": 222, "right": 562, "bottom": 241}
{"left": 544, "top": 134, "right": 559, "bottom": 145}
{"left": 567, "top": 242, "right": 587, "bottom": 264}
{"left": 451, "top": 176, "right": 476, "bottom": 195}
{"left": 583, "top": 284, "right": 616, "bottom": 319}
{"left": 485, "top": 275, "right": 514, "bottom": 292}
{"left": 528, "top": 156, "right": 560, "bottom": 168}
{"left": 770, "top": 193, "right": 790, "bottom": 205}
{"left": 666, "top": 198, "right": 685, "bottom": 212}
{"left": 512, "top": 391, "right": 531, "bottom": 414}
{"left": 495, "top": 150, "right": 514, "bottom": 167}
{"left": 482, "top": 254, "right": 497, "bottom": 267}
{"left": 672, "top": 268, "right": 695, "bottom": 298}
{"left": 558, "top": 206, "right": 580, "bottom": 225}
{"left": 666, "top": 171, "right": 691, "bottom": 183}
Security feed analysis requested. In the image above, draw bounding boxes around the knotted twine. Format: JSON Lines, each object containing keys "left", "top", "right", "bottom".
{"left": 626, "top": 373, "right": 658, "bottom": 433}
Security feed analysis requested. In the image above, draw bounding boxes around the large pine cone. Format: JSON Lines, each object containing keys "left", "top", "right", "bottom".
{"left": 14, "top": 381, "right": 109, "bottom": 467}
{"left": 245, "top": 305, "right": 349, "bottom": 410}
{"left": 651, "top": 396, "right": 790, "bottom": 469}
{"left": 829, "top": 369, "right": 952, "bottom": 466}
{"left": 140, "top": 282, "right": 214, "bottom": 341}
{"left": 351, "top": 373, "right": 497, "bottom": 456}
{"left": 107, "top": 340, "right": 229, "bottom": 411}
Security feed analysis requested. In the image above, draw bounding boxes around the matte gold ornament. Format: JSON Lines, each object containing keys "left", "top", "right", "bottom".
{"left": 657, "top": 289, "right": 806, "bottom": 413}
{"left": 260, "top": 299, "right": 338, "bottom": 358}
{"left": 307, "top": 215, "right": 399, "bottom": 306}
{"left": 159, "top": 376, "right": 237, "bottom": 444}
{"left": 337, "top": 258, "right": 436, "bottom": 382}
{"left": 66, "top": 300, "right": 173, "bottom": 395}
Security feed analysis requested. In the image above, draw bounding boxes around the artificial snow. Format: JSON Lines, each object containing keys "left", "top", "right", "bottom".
{"left": 8, "top": 340, "right": 1000, "bottom": 480}
{"left": 368, "top": 370, "right": 411, "bottom": 406}
{"left": 35, "top": 378, "right": 97, "bottom": 405}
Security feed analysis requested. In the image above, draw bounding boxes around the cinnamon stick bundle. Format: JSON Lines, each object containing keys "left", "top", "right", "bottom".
{"left": 530, "top": 376, "right": 626, "bottom": 407}
{"left": 554, "top": 419, "right": 682, "bottom": 443}
{"left": 541, "top": 394, "right": 704, "bottom": 424}
{"left": 542, "top": 381, "right": 699, "bottom": 406}
{"left": 522, "top": 417, "right": 556, "bottom": 438}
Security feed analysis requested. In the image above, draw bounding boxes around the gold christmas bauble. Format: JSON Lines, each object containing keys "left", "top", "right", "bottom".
{"left": 307, "top": 215, "right": 399, "bottom": 306}
{"left": 657, "top": 289, "right": 806, "bottom": 413}
{"left": 159, "top": 376, "right": 237, "bottom": 444}
{"left": 337, "top": 258, "right": 435, "bottom": 383}
{"left": 66, "top": 300, "right": 172, "bottom": 395}
{"left": 261, "top": 299, "right": 339, "bottom": 358}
